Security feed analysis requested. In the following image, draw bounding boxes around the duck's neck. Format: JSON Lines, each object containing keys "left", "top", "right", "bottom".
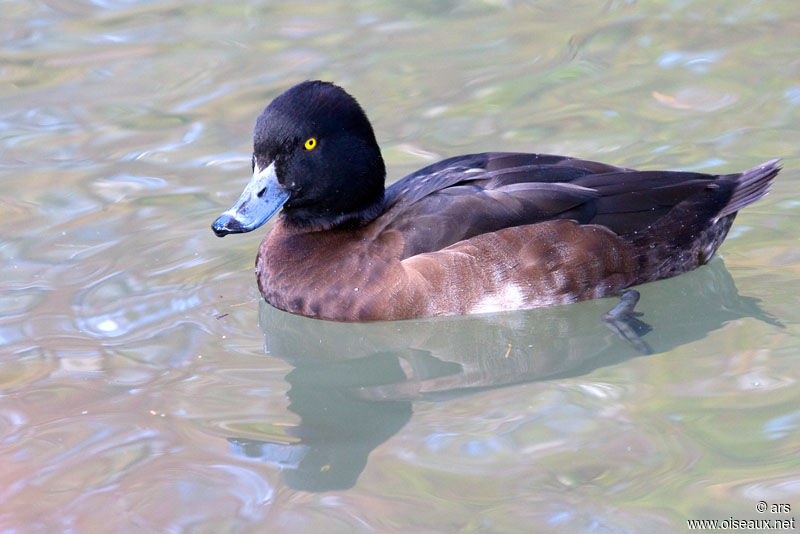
{"left": 280, "top": 192, "right": 386, "bottom": 232}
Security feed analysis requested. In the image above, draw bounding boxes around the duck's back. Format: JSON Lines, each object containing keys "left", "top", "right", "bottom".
{"left": 378, "top": 153, "right": 778, "bottom": 265}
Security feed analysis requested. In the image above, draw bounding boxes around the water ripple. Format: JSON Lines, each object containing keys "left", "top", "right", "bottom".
{"left": 75, "top": 289, "right": 203, "bottom": 339}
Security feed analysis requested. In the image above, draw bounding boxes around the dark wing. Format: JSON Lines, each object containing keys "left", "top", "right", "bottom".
{"left": 571, "top": 171, "right": 723, "bottom": 236}
{"left": 377, "top": 151, "right": 753, "bottom": 259}
{"left": 378, "top": 153, "right": 626, "bottom": 257}
{"left": 383, "top": 152, "right": 627, "bottom": 207}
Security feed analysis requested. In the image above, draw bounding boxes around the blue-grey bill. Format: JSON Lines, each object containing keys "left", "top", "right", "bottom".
{"left": 212, "top": 161, "right": 289, "bottom": 237}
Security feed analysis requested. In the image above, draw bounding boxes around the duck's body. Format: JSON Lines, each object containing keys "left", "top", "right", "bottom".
{"left": 213, "top": 81, "right": 780, "bottom": 322}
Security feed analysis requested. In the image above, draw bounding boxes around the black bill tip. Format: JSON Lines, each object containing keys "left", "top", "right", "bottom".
{"left": 211, "top": 213, "right": 244, "bottom": 237}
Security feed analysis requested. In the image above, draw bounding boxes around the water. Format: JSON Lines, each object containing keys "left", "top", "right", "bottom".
{"left": 2, "top": 1, "right": 799, "bottom": 531}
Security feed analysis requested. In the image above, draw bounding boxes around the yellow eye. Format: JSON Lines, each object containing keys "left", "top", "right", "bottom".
{"left": 304, "top": 137, "right": 317, "bottom": 150}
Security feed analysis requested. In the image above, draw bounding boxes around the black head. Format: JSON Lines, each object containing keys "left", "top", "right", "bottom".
{"left": 212, "top": 81, "right": 386, "bottom": 236}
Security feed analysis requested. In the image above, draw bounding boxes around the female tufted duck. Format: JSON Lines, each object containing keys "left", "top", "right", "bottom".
{"left": 212, "top": 80, "right": 780, "bottom": 321}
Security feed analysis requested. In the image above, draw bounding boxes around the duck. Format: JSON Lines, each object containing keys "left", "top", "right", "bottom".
{"left": 212, "top": 80, "right": 780, "bottom": 322}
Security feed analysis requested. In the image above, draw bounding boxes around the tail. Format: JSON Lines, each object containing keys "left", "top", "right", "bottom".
{"left": 717, "top": 158, "right": 781, "bottom": 218}
{"left": 631, "top": 158, "right": 781, "bottom": 284}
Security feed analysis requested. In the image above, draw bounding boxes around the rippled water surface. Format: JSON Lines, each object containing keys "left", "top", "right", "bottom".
{"left": 2, "top": 1, "right": 799, "bottom": 532}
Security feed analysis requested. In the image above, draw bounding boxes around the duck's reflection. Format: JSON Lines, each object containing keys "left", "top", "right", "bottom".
{"left": 228, "top": 258, "right": 777, "bottom": 491}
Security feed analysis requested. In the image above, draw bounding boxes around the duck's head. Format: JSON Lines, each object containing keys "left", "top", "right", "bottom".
{"left": 212, "top": 80, "right": 386, "bottom": 237}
